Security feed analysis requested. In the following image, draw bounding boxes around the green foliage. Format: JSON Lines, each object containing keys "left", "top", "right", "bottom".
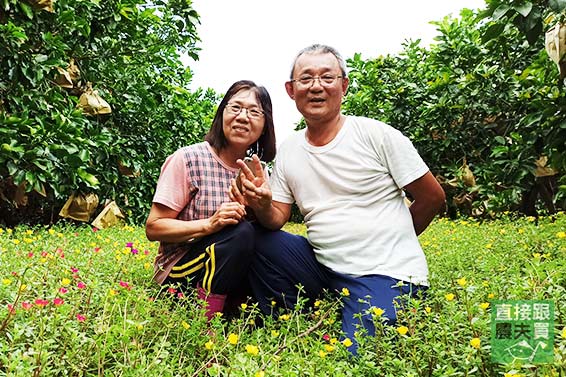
{"left": 0, "top": 0, "right": 217, "bottom": 225}
{"left": 0, "top": 215, "right": 565, "bottom": 375}
{"left": 343, "top": 8, "right": 565, "bottom": 217}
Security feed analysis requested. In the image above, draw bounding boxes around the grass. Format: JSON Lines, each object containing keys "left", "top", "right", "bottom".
{"left": 0, "top": 213, "right": 565, "bottom": 376}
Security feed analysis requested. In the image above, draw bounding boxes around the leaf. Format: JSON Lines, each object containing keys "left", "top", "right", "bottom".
{"left": 482, "top": 23, "right": 505, "bottom": 43}
{"left": 492, "top": 4, "right": 511, "bottom": 20}
{"left": 494, "top": 136, "right": 506, "bottom": 145}
{"left": 78, "top": 149, "right": 90, "bottom": 162}
{"left": 77, "top": 169, "right": 100, "bottom": 188}
{"left": 18, "top": 2, "right": 33, "bottom": 19}
{"left": 513, "top": 2, "right": 533, "bottom": 17}
{"left": 549, "top": 0, "right": 566, "bottom": 12}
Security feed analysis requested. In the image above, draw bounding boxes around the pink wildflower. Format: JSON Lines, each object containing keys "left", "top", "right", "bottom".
{"left": 53, "top": 298, "right": 64, "bottom": 306}
{"left": 35, "top": 299, "right": 49, "bottom": 307}
{"left": 76, "top": 314, "right": 86, "bottom": 322}
{"left": 59, "top": 287, "right": 68, "bottom": 294}
{"left": 119, "top": 281, "right": 131, "bottom": 290}
{"left": 77, "top": 282, "right": 86, "bottom": 289}
{"left": 22, "top": 302, "right": 32, "bottom": 310}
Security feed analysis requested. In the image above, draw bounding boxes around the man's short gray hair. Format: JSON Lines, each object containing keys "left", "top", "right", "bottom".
{"left": 289, "top": 44, "right": 347, "bottom": 80}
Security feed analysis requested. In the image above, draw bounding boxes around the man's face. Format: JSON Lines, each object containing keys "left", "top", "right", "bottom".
{"left": 285, "top": 52, "right": 349, "bottom": 123}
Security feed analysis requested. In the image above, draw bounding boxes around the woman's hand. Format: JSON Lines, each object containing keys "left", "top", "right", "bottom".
{"left": 206, "top": 201, "right": 247, "bottom": 233}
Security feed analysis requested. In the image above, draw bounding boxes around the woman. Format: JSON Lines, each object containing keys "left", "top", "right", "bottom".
{"left": 145, "top": 80, "right": 276, "bottom": 320}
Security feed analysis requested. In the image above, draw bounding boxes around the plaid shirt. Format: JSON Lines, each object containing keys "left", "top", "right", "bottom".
{"left": 152, "top": 142, "right": 238, "bottom": 283}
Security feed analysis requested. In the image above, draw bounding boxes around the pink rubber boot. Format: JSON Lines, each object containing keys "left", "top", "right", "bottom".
{"left": 196, "top": 284, "right": 226, "bottom": 322}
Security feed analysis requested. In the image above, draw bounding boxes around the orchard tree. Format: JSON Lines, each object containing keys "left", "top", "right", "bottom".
{"left": 0, "top": 0, "right": 217, "bottom": 225}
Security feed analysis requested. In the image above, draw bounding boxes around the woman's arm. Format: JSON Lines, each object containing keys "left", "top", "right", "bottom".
{"left": 145, "top": 201, "right": 247, "bottom": 243}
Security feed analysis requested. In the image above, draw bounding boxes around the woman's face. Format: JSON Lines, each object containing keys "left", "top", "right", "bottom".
{"left": 222, "top": 89, "right": 265, "bottom": 151}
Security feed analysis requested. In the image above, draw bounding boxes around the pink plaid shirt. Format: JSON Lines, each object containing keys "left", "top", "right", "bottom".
{"left": 152, "top": 141, "right": 239, "bottom": 283}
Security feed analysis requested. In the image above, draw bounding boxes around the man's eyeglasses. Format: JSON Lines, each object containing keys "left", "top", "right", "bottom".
{"left": 291, "top": 74, "right": 343, "bottom": 88}
{"left": 225, "top": 103, "right": 264, "bottom": 119}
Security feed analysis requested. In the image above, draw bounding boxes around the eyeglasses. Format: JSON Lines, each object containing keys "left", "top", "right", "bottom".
{"left": 225, "top": 103, "right": 264, "bottom": 119}
{"left": 291, "top": 74, "right": 343, "bottom": 88}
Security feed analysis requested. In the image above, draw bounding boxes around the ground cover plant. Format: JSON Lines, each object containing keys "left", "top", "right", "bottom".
{"left": 1, "top": 214, "right": 565, "bottom": 376}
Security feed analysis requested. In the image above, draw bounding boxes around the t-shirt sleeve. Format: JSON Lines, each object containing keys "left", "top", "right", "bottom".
{"left": 269, "top": 154, "right": 295, "bottom": 204}
{"left": 375, "top": 125, "right": 429, "bottom": 189}
{"left": 152, "top": 149, "right": 190, "bottom": 211}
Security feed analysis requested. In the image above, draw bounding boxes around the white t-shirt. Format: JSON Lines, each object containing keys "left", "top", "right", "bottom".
{"left": 270, "top": 116, "right": 430, "bottom": 285}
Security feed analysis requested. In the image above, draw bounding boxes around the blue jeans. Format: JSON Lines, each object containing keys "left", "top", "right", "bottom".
{"left": 248, "top": 226, "right": 427, "bottom": 354}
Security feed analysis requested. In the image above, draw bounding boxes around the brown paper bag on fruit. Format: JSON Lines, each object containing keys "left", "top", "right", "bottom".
{"left": 59, "top": 192, "right": 99, "bottom": 222}
{"left": 91, "top": 201, "right": 125, "bottom": 229}
{"left": 78, "top": 83, "right": 112, "bottom": 116}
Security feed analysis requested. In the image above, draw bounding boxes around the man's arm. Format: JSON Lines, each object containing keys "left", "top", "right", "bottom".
{"left": 229, "top": 156, "right": 292, "bottom": 230}
{"left": 404, "top": 171, "right": 446, "bottom": 236}
{"left": 253, "top": 200, "right": 292, "bottom": 230}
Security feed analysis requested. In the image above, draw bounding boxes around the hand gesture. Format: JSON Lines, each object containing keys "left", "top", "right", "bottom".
{"left": 229, "top": 154, "right": 272, "bottom": 210}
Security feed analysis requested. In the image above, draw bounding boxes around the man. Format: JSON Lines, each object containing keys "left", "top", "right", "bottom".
{"left": 231, "top": 44, "right": 446, "bottom": 354}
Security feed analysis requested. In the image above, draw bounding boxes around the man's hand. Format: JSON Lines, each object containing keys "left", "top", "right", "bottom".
{"left": 229, "top": 154, "right": 272, "bottom": 210}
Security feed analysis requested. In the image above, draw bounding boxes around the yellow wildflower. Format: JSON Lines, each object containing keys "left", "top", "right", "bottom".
{"left": 397, "top": 326, "right": 409, "bottom": 335}
{"left": 245, "top": 344, "right": 259, "bottom": 356}
{"left": 271, "top": 330, "right": 279, "bottom": 337}
{"left": 341, "top": 287, "right": 350, "bottom": 296}
{"left": 488, "top": 293, "right": 495, "bottom": 299}
{"left": 2, "top": 278, "right": 12, "bottom": 285}
{"left": 318, "top": 350, "right": 327, "bottom": 358}
{"left": 445, "top": 293, "right": 455, "bottom": 301}
{"left": 228, "top": 333, "right": 239, "bottom": 345}
{"left": 314, "top": 300, "right": 321, "bottom": 307}
{"left": 61, "top": 278, "right": 71, "bottom": 286}
{"left": 181, "top": 321, "right": 190, "bottom": 330}
{"left": 324, "top": 344, "right": 334, "bottom": 352}
{"left": 255, "top": 371, "right": 265, "bottom": 377}
{"left": 557, "top": 231, "right": 565, "bottom": 239}
{"left": 279, "top": 314, "right": 290, "bottom": 321}
{"left": 342, "top": 338, "right": 353, "bottom": 347}
{"left": 479, "top": 302, "right": 490, "bottom": 310}
{"left": 205, "top": 340, "right": 214, "bottom": 350}
{"left": 372, "top": 307, "right": 385, "bottom": 317}
{"left": 470, "top": 337, "right": 481, "bottom": 349}
{"left": 456, "top": 277, "right": 467, "bottom": 287}
{"left": 425, "top": 306, "right": 432, "bottom": 313}
{"left": 240, "top": 303, "right": 248, "bottom": 310}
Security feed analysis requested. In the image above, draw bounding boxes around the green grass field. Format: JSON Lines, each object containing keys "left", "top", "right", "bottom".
{"left": 1, "top": 214, "right": 565, "bottom": 376}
